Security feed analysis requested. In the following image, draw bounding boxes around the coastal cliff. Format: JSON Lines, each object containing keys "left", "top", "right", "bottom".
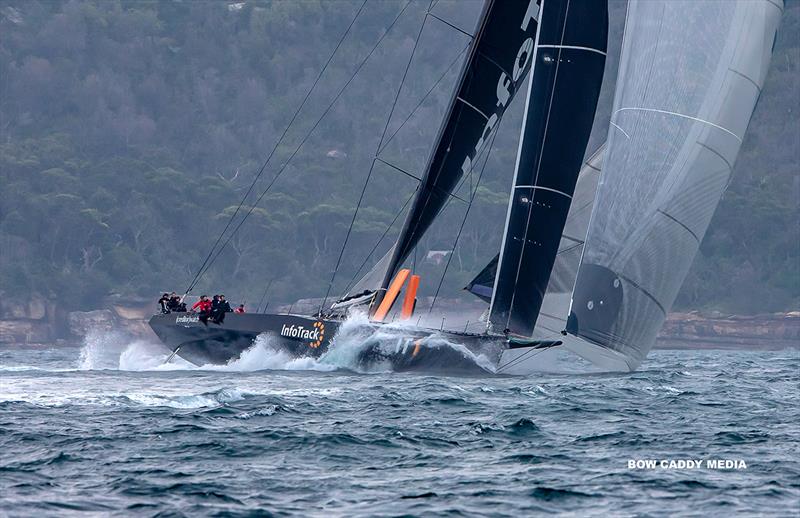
{"left": 657, "top": 311, "right": 800, "bottom": 350}
{"left": 0, "top": 295, "right": 155, "bottom": 345}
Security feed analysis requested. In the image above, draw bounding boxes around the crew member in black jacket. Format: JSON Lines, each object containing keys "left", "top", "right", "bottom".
{"left": 213, "top": 295, "right": 233, "bottom": 324}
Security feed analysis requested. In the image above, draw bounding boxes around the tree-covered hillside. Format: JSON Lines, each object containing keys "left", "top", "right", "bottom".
{"left": 0, "top": 0, "right": 797, "bottom": 314}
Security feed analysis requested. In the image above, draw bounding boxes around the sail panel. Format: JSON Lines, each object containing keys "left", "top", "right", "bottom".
{"left": 567, "top": 0, "right": 783, "bottom": 369}
{"left": 465, "top": 254, "right": 498, "bottom": 303}
{"left": 545, "top": 144, "right": 604, "bottom": 294}
{"left": 489, "top": 0, "right": 608, "bottom": 336}
{"left": 466, "top": 144, "right": 604, "bottom": 305}
{"left": 376, "top": 0, "right": 544, "bottom": 304}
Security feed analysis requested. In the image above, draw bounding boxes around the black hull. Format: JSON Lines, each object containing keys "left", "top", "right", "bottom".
{"left": 149, "top": 313, "right": 336, "bottom": 366}
{"left": 148, "top": 312, "right": 503, "bottom": 374}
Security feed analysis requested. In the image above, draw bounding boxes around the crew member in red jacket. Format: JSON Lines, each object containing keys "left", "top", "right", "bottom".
{"left": 191, "top": 295, "right": 212, "bottom": 324}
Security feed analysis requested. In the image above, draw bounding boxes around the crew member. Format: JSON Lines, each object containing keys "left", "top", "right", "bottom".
{"left": 213, "top": 295, "right": 233, "bottom": 324}
{"left": 167, "top": 292, "right": 181, "bottom": 312}
{"left": 234, "top": 304, "right": 246, "bottom": 314}
{"left": 158, "top": 293, "right": 170, "bottom": 313}
{"left": 192, "top": 295, "right": 212, "bottom": 324}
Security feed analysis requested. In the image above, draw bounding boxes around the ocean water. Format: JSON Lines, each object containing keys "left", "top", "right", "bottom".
{"left": 1, "top": 331, "right": 798, "bottom": 516}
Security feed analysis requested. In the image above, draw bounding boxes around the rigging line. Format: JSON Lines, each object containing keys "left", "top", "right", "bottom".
{"left": 319, "top": 158, "right": 376, "bottom": 314}
{"left": 190, "top": 0, "right": 414, "bottom": 287}
{"left": 377, "top": 0, "right": 434, "bottom": 152}
{"left": 556, "top": 241, "right": 583, "bottom": 256}
{"left": 321, "top": 1, "right": 433, "bottom": 314}
{"left": 377, "top": 42, "right": 469, "bottom": 156}
{"left": 428, "top": 116, "right": 502, "bottom": 314}
{"left": 497, "top": 342, "right": 556, "bottom": 372}
{"left": 341, "top": 187, "right": 418, "bottom": 297}
{"left": 375, "top": 155, "right": 469, "bottom": 204}
{"left": 184, "top": 0, "right": 368, "bottom": 295}
{"left": 375, "top": 157, "right": 422, "bottom": 181}
{"left": 374, "top": 157, "right": 470, "bottom": 207}
{"left": 427, "top": 12, "right": 474, "bottom": 38}
{"left": 255, "top": 278, "right": 273, "bottom": 313}
{"left": 434, "top": 118, "right": 496, "bottom": 217}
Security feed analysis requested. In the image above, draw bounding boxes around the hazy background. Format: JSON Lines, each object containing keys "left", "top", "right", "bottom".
{"left": 0, "top": 0, "right": 797, "bottom": 313}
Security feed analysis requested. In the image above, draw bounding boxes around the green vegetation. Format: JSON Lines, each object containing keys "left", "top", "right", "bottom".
{"left": 0, "top": 0, "right": 797, "bottom": 313}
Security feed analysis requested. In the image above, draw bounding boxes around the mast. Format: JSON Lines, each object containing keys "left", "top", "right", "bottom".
{"left": 372, "top": 0, "right": 544, "bottom": 313}
{"left": 488, "top": 0, "right": 608, "bottom": 337}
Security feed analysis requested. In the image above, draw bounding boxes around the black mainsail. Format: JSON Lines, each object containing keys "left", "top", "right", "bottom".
{"left": 372, "top": 0, "right": 544, "bottom": 310}
{"left": 488, "top": 0, "right": 607, "bottom": 336}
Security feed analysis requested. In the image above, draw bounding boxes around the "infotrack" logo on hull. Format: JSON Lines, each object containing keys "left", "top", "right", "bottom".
{"left": 280, "top": 321, "right": 325, "bottom": 348}
{"left": 176, "top": 315, "right": 199, "bottom": 324}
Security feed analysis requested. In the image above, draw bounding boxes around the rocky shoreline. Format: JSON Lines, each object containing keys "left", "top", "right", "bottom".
{"left": 0, "top": 296, "right": 797, "bottom": 351}
{"left": 0, "top": 296, "right": 154, "bottom": 346}
{"left": 656, "top": 311, "right": 799, "bottom": 350}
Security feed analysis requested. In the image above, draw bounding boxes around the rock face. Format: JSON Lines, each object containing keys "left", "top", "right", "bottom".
{"left": 0, "top": 293, "right": 61, "bottom": 344}
{"left": 0, "top": 319, "right": 52, "bottom": 344}
{"left": 0, "top": 296, "right": 47, "bottom": 320}
{"left": 67, "top": 309, "right": 116, "bottom": 338}
{"left": 657, "top": 311, "right": 800, "bottom": 350}
{"left": 0, "top": 294, "right": 157, "bottom": 344}
{"left": 65, "top": 302, "right": 157, "bottom": 341}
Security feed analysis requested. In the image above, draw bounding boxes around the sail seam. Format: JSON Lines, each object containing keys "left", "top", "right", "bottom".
{"left": 765, "top": 0, "right": 784, "bottom": 13}
{"left": 697, "top": 142, "right": 733, "bottom": 173}
{"left": 456, "top": 96, "right": 490, "bottom": 120}
{"left": 562, "top": 234, "right": 583, "bottom": 243}
{"left": 614, "top": 107, "right": 742, "bottom": 142}
{"left": 729, "top": 68, "right": 762, "bottom": 94}
{"left": 617, "top": 273, "right": 667, "bottom": 316}
{"left": 610, "top": 121, "right": 630, "bottom": 139}
{"left": 514, "top": 185, "right": 573, "bottom": 199}
{"left": 538, "top": 44, "right": 606, "bottom": 56}
{"left": 478, "top": 51, "right": 514, "bottom": 82}
{"left": 656, "top": 209, "right": 699, "bottom": 243}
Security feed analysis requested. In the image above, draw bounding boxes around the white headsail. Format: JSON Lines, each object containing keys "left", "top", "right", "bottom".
{"left": 564, "top": 0, "right": 784, "bottom": 371}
